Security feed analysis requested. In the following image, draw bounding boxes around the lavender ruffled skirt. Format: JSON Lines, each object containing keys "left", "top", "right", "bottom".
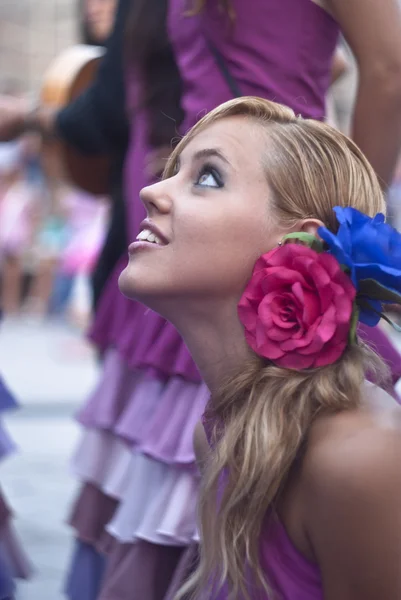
{"left": 66, "top": 348, "right": 208, "bottom": 600}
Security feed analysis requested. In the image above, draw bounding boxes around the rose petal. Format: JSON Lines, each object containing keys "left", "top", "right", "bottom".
{"left": 255, "top": 331, "right": 285, "bottom": 359}
{"left": 275, "top": 351, "right": 316, "bottom": 370}
{"left": 313, "top": 339, "right": 347, "bottom": 367}
{"left": 261, "top": 268, "right": 305, "bottom": 293}
{"left": 301, "top": 288, "right": 321, "bottom": 326}
{"left": 267, "top": 324, "right": 296, "bottom": 341}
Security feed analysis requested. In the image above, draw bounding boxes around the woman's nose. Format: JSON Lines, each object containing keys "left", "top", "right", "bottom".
{"left": 139, "top": 180, "right": 172, "bottom": 216}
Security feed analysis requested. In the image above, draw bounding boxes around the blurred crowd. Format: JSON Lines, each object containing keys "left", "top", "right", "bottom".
{"left": 0, "top": 135, "right": 109, "bottom": 326}
{"left": 0, "top": 0, "right": 115, "bottom": 327}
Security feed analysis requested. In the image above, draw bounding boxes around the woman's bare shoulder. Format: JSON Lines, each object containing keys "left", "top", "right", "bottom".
{"left": 304, "top": 382, "right": 401, "bottom": 492}
{"left": 300, "top": 385, "right": 401, "bottom": 598}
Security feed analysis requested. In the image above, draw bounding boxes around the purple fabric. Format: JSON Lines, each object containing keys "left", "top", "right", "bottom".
{"left": 0, "top": 426, "right": 16, "bottom": 463}
{"left": 165, "top": 542, "right": 199, "bottom": 600}
{"left": 358, "top": 323, "right": 401, "bottom": 393}
{"left": 77, "top": 350, "right": 209, "bottom": 464}
{"left": 0, "top": 524, "right": 33, "bottom": 581}
{"left": 68, "top": 482, "right": 119, "bottom": 548}
{"left": 137, "top": 379, "right": 208, "bottom": 463}
{"left": 76, "top": 350, "right": 142, "bottom": 433}
{"left": 0, "top": 379, "right": 18, "bottom": 461}
{"left": 168, "top": 0, "right": 339, "bottom": 132}
{"left": 0, "top": 380, "right": 18, "bottom": 414}
{"left": 0, "top": 547, "right": 15, "bottom": 600}
{"left": 98, "top": 540, "right": 184, "bottom": 600}
{"left": 64, "top": 540, "right": 107, "bottom": 600}
{"left": 211, "top": 517, "right": 322, "bottom": 600}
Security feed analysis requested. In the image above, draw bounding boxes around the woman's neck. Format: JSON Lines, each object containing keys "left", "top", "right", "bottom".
{"left": 174, "top": 303, "right": 254, "bottom": 395}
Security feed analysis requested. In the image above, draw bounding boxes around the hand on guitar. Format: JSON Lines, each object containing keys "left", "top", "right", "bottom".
{"left": 0, "top": 95, "right": 30, "bottom": 141}
{"left": 0, "top": 95, "right": 57, "bottom": 142}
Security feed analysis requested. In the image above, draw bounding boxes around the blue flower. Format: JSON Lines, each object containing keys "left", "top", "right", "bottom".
{"left": 318, "top": 207, "right": 401, "bottom": 326}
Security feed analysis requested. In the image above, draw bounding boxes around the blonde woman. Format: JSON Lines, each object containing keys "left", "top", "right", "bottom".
{"left": 119, "top": 97, "right": 401, "bottom": 600}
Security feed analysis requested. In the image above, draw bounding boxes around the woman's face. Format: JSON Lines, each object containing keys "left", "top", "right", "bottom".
{"left": 119, "top": 116, "right": 287, "bottom": 316}
{"left": 85, "top": 0, "right": 117, "bottom": 43}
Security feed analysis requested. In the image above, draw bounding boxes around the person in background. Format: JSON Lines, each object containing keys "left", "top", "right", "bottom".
{"left": 326, "top": 41, "right": 349, "bottom": 127}
{"left": 80, "top": 0, "right": 119, "bottom": 46}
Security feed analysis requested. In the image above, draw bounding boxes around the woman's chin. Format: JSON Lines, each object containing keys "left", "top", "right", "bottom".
{"left": 118, "top": 266, "right": 164, "bottom": 310}
{"left": 118, "top": 266, "right": 143, "bottom": 300}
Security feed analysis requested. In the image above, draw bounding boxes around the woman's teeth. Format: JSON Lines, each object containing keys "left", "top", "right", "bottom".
{"left": 136, "top": 229, "right": 163, "bottom": 245}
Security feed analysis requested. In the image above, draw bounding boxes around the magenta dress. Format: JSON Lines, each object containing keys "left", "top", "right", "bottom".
{"left": 199, "top": 417, "right": 323, "bottom": 600}
{"left": 206, "top": 517, "right": 322, "bottom": 600}
{"left": 65, "top": 1, "right": 401, "bottom": 599}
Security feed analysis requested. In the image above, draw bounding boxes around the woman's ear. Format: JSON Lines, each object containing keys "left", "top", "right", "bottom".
{"left": 299, "top": 218, "right": 325, "bottom": 238}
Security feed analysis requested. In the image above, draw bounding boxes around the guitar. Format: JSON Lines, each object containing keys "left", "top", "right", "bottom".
{"left": 40, "top": 44, "right": 111, "bottom": 196}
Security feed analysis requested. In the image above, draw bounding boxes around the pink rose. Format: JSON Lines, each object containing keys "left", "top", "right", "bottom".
{"left": 238, "top": 244, "right": 356, "bottom": 369}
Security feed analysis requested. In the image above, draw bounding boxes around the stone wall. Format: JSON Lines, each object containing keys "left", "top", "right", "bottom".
{"left": 0, "top": 0, "right": 78, "bottom": 94}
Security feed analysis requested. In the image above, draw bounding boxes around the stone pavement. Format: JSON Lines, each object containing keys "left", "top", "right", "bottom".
{"left": 0, "top": 317, "right": 99, "bottom": 600}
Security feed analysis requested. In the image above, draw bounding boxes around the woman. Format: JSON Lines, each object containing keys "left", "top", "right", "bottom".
{"left": 119, "top": 96, "right": 401, "bottom": 599}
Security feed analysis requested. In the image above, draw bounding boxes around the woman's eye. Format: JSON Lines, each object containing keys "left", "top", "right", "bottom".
{"left": 196, "top": 167, "right": 222, "bottom": 188}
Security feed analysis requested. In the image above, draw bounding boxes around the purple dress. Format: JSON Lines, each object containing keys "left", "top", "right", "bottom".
{"left": 0, "top": 372, "right": 33, "bottom": 594}
{"left": 211, "top": 517, "right": 322, "bottom": 600}
{"left": 66, "top": 1, "right": 401, "bottom": 599}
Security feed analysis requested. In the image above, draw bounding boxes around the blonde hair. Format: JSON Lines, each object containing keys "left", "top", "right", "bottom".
{"left": 165, "top": 97, "right": 387, "bottom": 599}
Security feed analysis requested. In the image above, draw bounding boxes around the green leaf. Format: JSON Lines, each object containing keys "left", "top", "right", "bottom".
{"left": 281, "top": 232, "right": 324, "bottom": 253}
{"left": 348, "top": 304, "right": 359, "bottom": 343}
{"left": 358, "top": 279, "right": 401, "bottom": 305}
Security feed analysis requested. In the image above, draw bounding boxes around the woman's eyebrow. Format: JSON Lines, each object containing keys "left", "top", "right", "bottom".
{"left": 191, "top": 147, "right": 232, "bottom": 167}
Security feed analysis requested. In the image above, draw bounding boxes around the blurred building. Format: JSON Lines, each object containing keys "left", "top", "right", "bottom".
{"left": 0, "top": 0, "right": 78, "bottom": 94}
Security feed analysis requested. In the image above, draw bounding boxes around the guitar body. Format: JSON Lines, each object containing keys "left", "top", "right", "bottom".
{"left": 41, "top": 45, "right": 111, "bottom": 195}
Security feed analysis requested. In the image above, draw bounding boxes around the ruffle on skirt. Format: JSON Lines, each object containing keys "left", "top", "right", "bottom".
{"left": 0, "top": 546, "right": 14, "bottom": 600}
{"left": 0, "top": 521, "right": 33, "bottom": 581}
{"left": 165, "top": 542, "right": 199, "bottom": 600}
{"left": 76, "top": 350, "right": 209, "bottom": 464}
{"left": 98, "top": 539, "right": 185, "bottom": 600}
{"left": 64, "top": 539, "right": 107, "bottom": 600}
{"left": 65, "top": 482, "right": 187, "bottom": 600}
{"left": 71, "top": 430, "right": 132, "bottom": 501}
{"left": 68, "top": 482, "right": 119, "bottom": 548}
{"left": 0, "top": 374, "right": 19, "bottom": 466}
{"left": 88, "top": 259, "right": 201, "bottom": 383}
{"left": 106, "top": 453, "right": 199, "bottom": 546}
{"left": 76, "top": 351, "right": 142, "bottom": 433}
{"left": 0, "top": 424, "right": 16, "bottom": 464}
{"left": 0, "top": 379, "right": 18, "bottom": 462}
{"left": 0, "top": 380, "right": 18, "bottom": 415}
{"left": 0, "top": 487, "right": 32, "bottom": 598}
{"left": 72, "top": 445, "right": 199, "bottom": 547}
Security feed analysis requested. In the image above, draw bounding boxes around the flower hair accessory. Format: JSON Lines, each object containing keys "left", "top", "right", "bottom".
{"left": 238, "top": 207, "right": 401, "bottom": 370}
{"left": 318, "top": 207, "right": 401, "bottom": 328}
